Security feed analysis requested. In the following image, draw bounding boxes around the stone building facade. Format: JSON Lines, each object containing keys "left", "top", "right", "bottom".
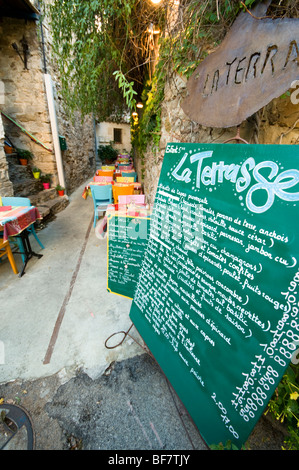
{"left": 0, "top": 1, "right": 96, "bottom": 198}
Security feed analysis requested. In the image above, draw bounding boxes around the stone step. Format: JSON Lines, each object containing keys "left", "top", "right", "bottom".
{"left": 8, "top": 164, "right": 33, "bottom": 181}
{"left": 29, "top": 188, "right": 57, "bottom": 205}
{"left": 13, "top": 178, "right": 43, "bottom": 197}
{"left": 36, "top": 195, "right": 69, "bottom": 220}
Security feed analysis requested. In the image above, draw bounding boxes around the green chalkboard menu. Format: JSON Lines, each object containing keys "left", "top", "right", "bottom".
{"left": 129, "top": 143, "right": 299, "bottom": 448}
{"left": 107, "top": 214, "right": 150, "bottom": 299}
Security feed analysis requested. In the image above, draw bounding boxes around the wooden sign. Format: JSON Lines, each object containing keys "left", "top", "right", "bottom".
{"left": 107, "top": 214, "right": 150, "bottom": 299}
{"left": 130, "top": 143, "right": 299, "bottom": 447}
{"left": 182, "top": 1, "right": 299, "bottom": 128}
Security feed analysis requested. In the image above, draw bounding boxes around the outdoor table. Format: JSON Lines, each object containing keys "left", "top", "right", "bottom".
{"left": 0, "top": 205, "right": 43, "bottom": 277}
{"left": 82, "top": 181, "right": 142, "bottom": 200}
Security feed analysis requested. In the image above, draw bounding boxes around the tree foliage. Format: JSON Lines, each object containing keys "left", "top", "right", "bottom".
{"left": 42, "top": 0, "right": 163, "bottom": 121}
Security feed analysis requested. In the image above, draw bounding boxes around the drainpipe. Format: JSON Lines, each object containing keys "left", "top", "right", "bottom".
{"left": 44, "top": 73, "right": 66, "bottom": 191}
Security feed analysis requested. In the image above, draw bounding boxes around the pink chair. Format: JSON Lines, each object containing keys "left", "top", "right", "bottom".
{"left": 118, "top": 194, "right": 145, "bottom": 204}
{"left": 94, "top": 176, "right": 113, "bottom": 183}
{"left": 118, "top": 165, "right": 133, "bottom": 171}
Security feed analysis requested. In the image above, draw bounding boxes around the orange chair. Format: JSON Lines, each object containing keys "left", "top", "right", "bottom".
{"left": 112, "top": 185, "right": 135, "bottom": 204}
{"left": 0, "top": 238, "right": 18, "bottom": 274}
{"left": 97, "top": 170, "right": 114, "bottom": 177}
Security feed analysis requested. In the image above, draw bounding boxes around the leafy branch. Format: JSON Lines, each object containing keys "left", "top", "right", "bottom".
{"left": 113, "top": 70, "right": 137, "bottom": 110}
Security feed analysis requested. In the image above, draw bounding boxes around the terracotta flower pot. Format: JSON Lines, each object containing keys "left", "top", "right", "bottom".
{"left": 19, "top": 158, "right": 28, "bottom": 166}
{"left": 4, "top": 145, "right": 14, "bottom": 154}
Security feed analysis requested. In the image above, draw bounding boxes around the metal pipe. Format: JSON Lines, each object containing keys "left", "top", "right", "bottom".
{"left": 37, "top": 1, "right": 47, "bottom": 74}
{"left": 44, "top": 74, "right": 66, "bottom": 190}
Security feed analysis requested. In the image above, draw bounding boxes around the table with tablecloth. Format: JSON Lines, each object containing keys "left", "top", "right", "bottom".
{"left": 82, "top": 181, "right": 142, "bottom": 200}
{"left": 0, "top": 205, "right": 42, "bottom": 241}
{"left": 0, "top": 205, "right": 43, "bottom": 276}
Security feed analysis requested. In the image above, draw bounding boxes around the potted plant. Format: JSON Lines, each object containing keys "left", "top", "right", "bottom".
{"left": 16, "top": 148, "right": 33, "bottom": 166}
{"left": 97, "top": 144, "right": 118, "bottom": 164}
{"left": 41, "top": 174, "right": 51, "bottom": 189}
{"left": 32, "top": 167, "right": 41, "bottom": 179}
{"left": 55, "top": 184, "right": 65, "bottom": 196}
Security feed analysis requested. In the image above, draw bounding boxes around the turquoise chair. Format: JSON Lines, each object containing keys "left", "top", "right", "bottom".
{"left": 121, "top": 171, "right": 137, "bottom": 182}
{"left": 2, "top": 197, "right": 45, "bottom": 263}
{"left": 90, "top": 185, "right": 113, "bottom": 227}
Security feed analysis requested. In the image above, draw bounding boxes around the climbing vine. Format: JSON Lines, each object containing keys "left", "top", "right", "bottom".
{"left": 42, "top": 0, "right": 163, "bottom": 121}
{"left": 134, "top": 0, "right": 260, "bottom": 162}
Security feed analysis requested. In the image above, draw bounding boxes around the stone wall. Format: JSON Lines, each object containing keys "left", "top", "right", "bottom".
{"left": 0, "top": 115, "right": 13, "bottom": 196}
{"left": 138, "top": 71, "right": 299, "bottom": 204}
{"left": 0, "top": 13, "right": 95, "bottom": 197}
{"left": 0, "top": 16, "right": 56, "bottom": 188}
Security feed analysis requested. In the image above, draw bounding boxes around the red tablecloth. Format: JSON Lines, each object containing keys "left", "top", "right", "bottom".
{"left": 0, "top": 206, "right": 42, "bottom": 241}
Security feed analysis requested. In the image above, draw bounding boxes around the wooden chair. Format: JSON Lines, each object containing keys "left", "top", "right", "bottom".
{"left": 121, "top": 171, "right": 137, "bottom": 182}
{"left": 0, "top": 238, "right": 18, "bottom": 274}
{"left": 112, "top": 185, "right": 135, "bottom": 204}
{"left": 94, "top": 175, "right": 113, "bottom": 183}
{"left": 116, "top": 176, "right": 135, "bottom": 183}
{"left": 2, "top": 197, "right": 44, "bottom": 263}
{"left": 90, "top": 184, "right": 113, "bottom": 227}
{"left": 118, "top": 164, "right": 133, "bottom": 171}
{"left": 118, "top": 194, "right": 145, "bottom": 204}
{"left": 96, "top": 170, "right": 114, "bottom": 177}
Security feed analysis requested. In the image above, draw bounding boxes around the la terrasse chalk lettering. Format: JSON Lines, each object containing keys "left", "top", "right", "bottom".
{"left": 170, "top": 149, "right": 299, "bottom": 213}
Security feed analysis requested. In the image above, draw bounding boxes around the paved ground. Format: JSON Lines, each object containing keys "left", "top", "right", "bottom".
{"left": 0, "top": 182, "right": 287, "bottom": 451}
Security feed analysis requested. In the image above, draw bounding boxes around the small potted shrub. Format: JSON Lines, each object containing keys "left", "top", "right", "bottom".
{"left": 41, "top": 174, "right": 51, "bottom": 189}
{"left": 16, "top": 148, "right": 33, "bottom": 166}
{"left": 32, "top": 167, "right": 41, "bottom": 179}
{"left": 98, "top": 144, "right": 118, "bottom": 164}
{"left": 55, "top": 184, "right": 65, "bottom": 196}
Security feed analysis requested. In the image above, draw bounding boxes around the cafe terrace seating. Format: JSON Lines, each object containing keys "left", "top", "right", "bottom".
{"left": 112, "top": 184, "right": 134, "bottom": 204}
{"left": 121, "top": 171, "right": 137, "bottom": 182}
{"left": 2, "top": 197, "right": 45, "bottom": 263}
{"left": 90, "top": 184, "right": 113, "bottom": 227}
{"left": 118, "top": 165, "right": 133, "bottom": 171}
{"left": 97, "top": 170, "right": 114, "bottom": 177}
{"left": 116, "top": 177, "right": 135, "bottom": 183}
{"left": 94, "top": 175, "right": 113, "bottom": 183}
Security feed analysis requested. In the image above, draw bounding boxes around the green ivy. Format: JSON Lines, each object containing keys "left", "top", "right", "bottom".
{"left": 113, "top": 70, "right": 137, "bottom": 110}
{"left": 41, "top": 0, "right": 160, "bottom": 122}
